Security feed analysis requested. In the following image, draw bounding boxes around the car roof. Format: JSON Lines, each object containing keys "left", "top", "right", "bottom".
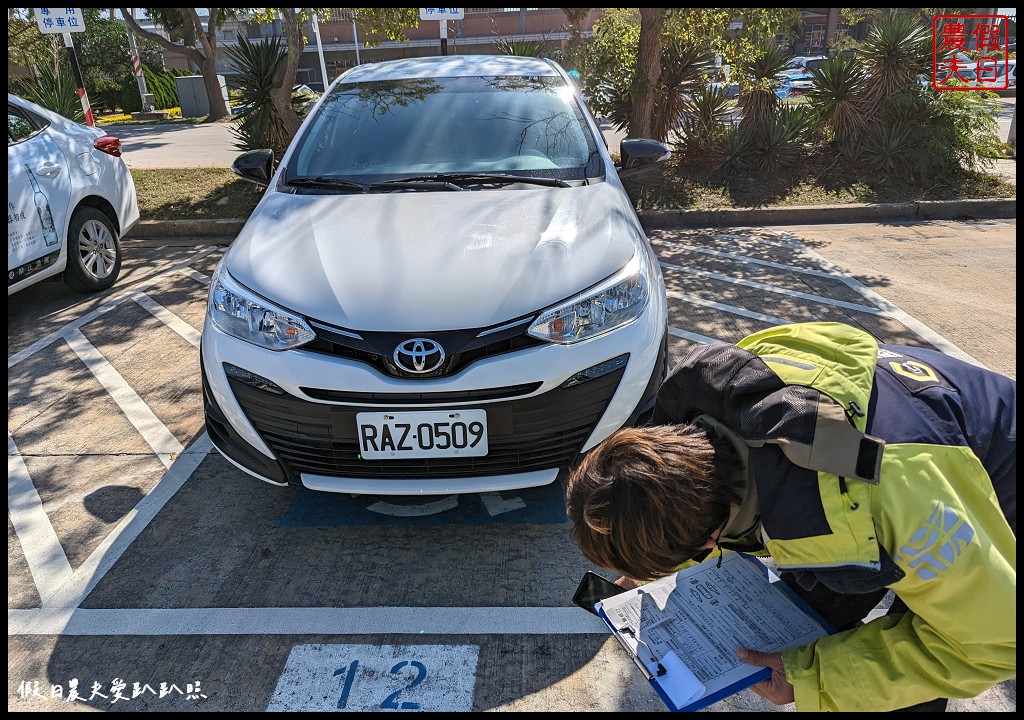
{"left": 338, "top": 55, "right": 561, "bottom": 84}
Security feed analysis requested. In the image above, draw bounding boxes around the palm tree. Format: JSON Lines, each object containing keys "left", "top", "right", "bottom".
{"left": 735, "top": 43, "right": 792, "bottom": 130}
{"left": 856, "top": 12, "right": 931, "bottom": 115}
{"left": 807, "top": 55, "right": 867, "bottom": 140}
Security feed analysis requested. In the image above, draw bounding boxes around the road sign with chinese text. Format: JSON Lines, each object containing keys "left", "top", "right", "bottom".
{"left": 419, "top": 8, "right": 464, "bottom": 21}
{"left": 33, "top": 8, "right": 85, "bottom": 34}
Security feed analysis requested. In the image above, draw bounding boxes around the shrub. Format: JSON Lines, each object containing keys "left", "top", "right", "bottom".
{"left": 25, "top": 61, "right": 84, "bottom": 123}
{"left": 120, "top": 66, "right": 181, "bottom": 113}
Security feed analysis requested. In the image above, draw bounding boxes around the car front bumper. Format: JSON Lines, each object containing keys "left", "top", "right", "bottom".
{"left": 200, "top": 306, "right": 667, "bottom": 495}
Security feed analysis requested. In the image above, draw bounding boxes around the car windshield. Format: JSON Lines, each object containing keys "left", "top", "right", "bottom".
{"left": 286, "top": 74, "right": 601, "bottom": 185}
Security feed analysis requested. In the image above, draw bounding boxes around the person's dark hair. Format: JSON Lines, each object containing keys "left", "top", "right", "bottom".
{"left": 565, "top": 423, "right": 742, "bottom": 581}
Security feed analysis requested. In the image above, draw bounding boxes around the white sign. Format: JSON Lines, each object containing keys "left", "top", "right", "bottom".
{"left": 34, "top": 7, "right": 86, "bottom": 33}
{"left": 419, "top": 8, "right": 465, "bottom": 21}
{"left": 268, "top": 644, "right": 479, "bottom": 712}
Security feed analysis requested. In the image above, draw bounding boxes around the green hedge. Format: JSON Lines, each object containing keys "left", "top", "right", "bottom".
{"left": 120, "top": 66, "right": 185, "bottom": 112}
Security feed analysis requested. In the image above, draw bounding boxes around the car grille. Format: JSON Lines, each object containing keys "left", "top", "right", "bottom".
{"left": 226, "top": 367, "right": 624, "bottom": 480}
{"left": 302, "top": 316, "right": 547, "bottom": 379}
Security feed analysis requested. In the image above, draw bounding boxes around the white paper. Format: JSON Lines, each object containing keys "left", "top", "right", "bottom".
{"left": 597, "top": 551, "right": 829, "bottom": 709}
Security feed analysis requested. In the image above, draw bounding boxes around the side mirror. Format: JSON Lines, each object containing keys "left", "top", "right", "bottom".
{"left": 232, "top": 149, "right": 274, "bottom": 187}
{"left": 617, "top": 138, "right": 671, "bottom": 179}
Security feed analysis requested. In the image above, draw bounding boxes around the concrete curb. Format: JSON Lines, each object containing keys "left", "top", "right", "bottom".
{"left": 638, "top": 198, "right": 1017, "bottom": 230}
{"left": 127, "top": 218, "right": 247, "bottom": 239}
{"left": 124, "top": 199, "right": 1016, "bottom": 241}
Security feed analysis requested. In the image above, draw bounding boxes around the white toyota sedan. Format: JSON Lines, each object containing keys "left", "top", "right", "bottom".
{"left": 8, "top": 93, "right": 139, "bottom": 295}
{"left": 201, "top": 55, "right": 671, "bottom": 496}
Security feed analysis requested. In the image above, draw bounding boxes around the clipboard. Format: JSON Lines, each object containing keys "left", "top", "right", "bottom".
{"left": 595, "top": 551, "right": 834, "bottom": 712}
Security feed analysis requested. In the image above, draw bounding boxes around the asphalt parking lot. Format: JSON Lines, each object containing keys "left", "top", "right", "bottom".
{"left": 8, "top": 219, "right": 1016, "bottom": 711}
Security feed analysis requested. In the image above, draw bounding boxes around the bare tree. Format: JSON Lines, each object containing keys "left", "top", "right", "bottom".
{"left": 119, "top": 8, "right": 230, "bottom": 120}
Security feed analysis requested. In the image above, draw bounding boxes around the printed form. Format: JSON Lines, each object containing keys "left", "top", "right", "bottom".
{"left": 597, "top": 551, "right": 830, "bottom": 710}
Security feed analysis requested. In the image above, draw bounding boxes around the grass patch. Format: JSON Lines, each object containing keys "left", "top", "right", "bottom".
{"left": 622, "top": 148, "right": 1017, "bottom": 212}
{"left": 130, "top": 168, "right": 263, "bottom": 221}
{"left": 128, "top": 154, "right": 1013, "bottom": 223}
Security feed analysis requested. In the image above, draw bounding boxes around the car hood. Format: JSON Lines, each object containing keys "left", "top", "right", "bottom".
{"left": 227, "top": 182, "right": 641, "bottom": 332}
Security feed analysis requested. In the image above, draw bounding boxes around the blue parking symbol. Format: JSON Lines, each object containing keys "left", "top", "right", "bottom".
{"left": 278, "top": 482, "right": 567, "bottom": 526}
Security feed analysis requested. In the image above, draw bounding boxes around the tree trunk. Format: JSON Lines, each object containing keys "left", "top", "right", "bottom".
{"left": 629, "top": 8, "right": 665, "bottom": 140}
{"left": 119, "top": 8, "right": 229, "bottom": 121}
{"left": 270, "top": 7, "right": 304, "bottom": 142}
{"left": 200, "top": 51, "right": 228, "bottom": 120}
{"left": 190, "top": 8, "right": 229, "bottom": 121}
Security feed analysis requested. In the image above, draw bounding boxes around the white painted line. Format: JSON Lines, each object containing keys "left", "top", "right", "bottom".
{"left": 669, "top": 327, "right": 722, "bottom": 345}
{"left": 789, "top": 245, "right": 988, "bottom": 369}
{"left": 667, "top": 290, "right": 789, "bottom": 326}
{"left": 133, "top": 293, "right": 202, "bottom": 348}
{"left": 660, "top": 261, "right": 884, "bottom": 315}
{"left": 268, "top": 644, "right": 479, "bottom": 712}
{"left": 64, "top": 329, "right": 184, "bottom": 469}
{"left": 7, "top": 434, "right": 75, "bottom": 604}
{"left": 40, "top": 434, "right": 213, "bottom": 610}
{"left": 177, "top": 267, "right": 211, "bottom": 286}
{"left": 7, "top": 246, "right": 220, "bottom": 370}
{"left": 655, "top": 239, "right": 840, "bottom": 278}
{"left": 9, "top": 605, "right": 609, "bottom": 636}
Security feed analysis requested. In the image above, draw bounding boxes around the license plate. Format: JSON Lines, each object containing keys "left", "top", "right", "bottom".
{"left": 356, "top": 409, "right": 488, "bottom": 460}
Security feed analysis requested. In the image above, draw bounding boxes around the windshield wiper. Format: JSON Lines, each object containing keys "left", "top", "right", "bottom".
{"left": 389, "top": 173, "right": 571, "bottom": 188}
{"left": 369, "top": 179, "right": 467, "bottom": 191}
{"left": 288, "top": 176, "right": 368, "bottom": 192}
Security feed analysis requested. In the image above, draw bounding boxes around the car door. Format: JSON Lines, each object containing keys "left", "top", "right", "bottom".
{"left": 8, "top": 102, "right": 73, "bottom": 288}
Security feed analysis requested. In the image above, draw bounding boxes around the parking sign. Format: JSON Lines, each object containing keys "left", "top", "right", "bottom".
{"left": 34, "top": 7, "right": 86, "bottom": 33}
{"left": 419, "top": 8, "right": 465, "bottom": 21}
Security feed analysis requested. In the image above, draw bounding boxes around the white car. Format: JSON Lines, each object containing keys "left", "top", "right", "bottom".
{"left": 8, "top": 93, "right": 139, "bottom": 295}
{"left": 202, "top": 55, "right": 671, "bottom": 496}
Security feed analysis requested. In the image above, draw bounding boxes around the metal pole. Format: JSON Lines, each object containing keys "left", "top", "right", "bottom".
{"left": 310, "top": 12, "right": 329, "bottom": 91}
{"left": 352, "top": 19, "right": 361, "bottom": 65}
{"left": 440, "top": 19, "right": 448, "bottom": 56}
{"left": 62, "top": 32, "right": 94, "bottom": 126}
{"left": 124, "top": 21, "right": 151, "bottom": 111}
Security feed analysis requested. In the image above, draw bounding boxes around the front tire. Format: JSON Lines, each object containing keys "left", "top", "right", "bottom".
{"left": 64, "top": 207, "right": 122, "bottom": 293}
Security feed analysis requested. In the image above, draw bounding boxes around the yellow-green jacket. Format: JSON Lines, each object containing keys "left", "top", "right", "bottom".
{"left": 655, "top": 322, "right": 1015, "bottom": 711}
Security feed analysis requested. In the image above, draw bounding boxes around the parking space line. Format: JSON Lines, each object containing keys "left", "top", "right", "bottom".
{"left": 40, "top": 433, "right": 212, "bottom": 610}
{"left": 659, "top": 261, "right": 884, "bottom": 315}
{"left": 669, "top": 327, "right": 720, "bottom": 345}
{"left": 133, "top": 293, "right": 203, "bottom": 348}
{"left": 8, "top": 605, "right": 606, "bottom": 636}
{"left": 667, "top": 290, "right": 789, "bottom": 325}
{"left": 655, "top": 240, "right": 840, "bottom": 278}
{"left": 779, "top": 239, "right": 987, "bottom": 369}
{"left": 7, "top": 434, "right": 75, "bottom": 605}
{"left": 7, "top": 246, "right": 220, "bottom": 370}
{"left": 65, "top": 329, "right": 184, "bottom": 469}
{"left": 177, "top": 267, "right": 212, "bottom": 286}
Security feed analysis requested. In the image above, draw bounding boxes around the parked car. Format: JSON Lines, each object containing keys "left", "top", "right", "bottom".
{"left": 202, "top": 55, "right": 671, "bottom": 496}
{"left": 709, "top": 81, "right": 740, "bottom": 98}
{"left": 788, "top": 71, "right": 816, "bottom": 92}
{"left": 781, "top": 55, "right": 827, "bottom": 78}
{"left": 8, "top": 93, "right": 139, "bottom": 295}
{"left": 977, "top": 58, "right": 1017, "bottom": 88}
{"left": 929, "top": 52, "right": 979, "bottom": 85}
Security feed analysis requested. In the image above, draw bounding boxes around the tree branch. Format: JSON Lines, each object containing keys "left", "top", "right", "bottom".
{"left": 185, "top": 8, "right": 211, "bottom": 60}
{"left": 119, "top": 8, "right": 203, "bottom": 65}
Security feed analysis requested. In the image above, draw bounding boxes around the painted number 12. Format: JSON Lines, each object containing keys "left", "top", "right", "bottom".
{"left": 334, "top": 659, "right": 428, "bottom": 710}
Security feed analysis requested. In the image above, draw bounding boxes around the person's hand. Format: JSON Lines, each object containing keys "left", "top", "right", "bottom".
{"left": 736, "top": 647, "right": 794, "bottom": 705}
{"left": 614, "top": 576, "right": 644, "bottom": 589}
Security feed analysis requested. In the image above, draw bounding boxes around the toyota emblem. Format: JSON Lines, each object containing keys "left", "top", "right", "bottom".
{"left": 393, "top": 338, "right": 446, "bottom": 374}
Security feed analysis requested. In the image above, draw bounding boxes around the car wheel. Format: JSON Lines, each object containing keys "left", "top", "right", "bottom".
{"left": 64, "top": 207, "right": 122, "bottom": 292}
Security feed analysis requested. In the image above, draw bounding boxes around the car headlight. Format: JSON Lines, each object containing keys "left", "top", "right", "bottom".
{"left": 208, "top": 259, "right": 315, "bottom": 350}
{"left": 528, "top": 244, "right": 651, "bottom": 344}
